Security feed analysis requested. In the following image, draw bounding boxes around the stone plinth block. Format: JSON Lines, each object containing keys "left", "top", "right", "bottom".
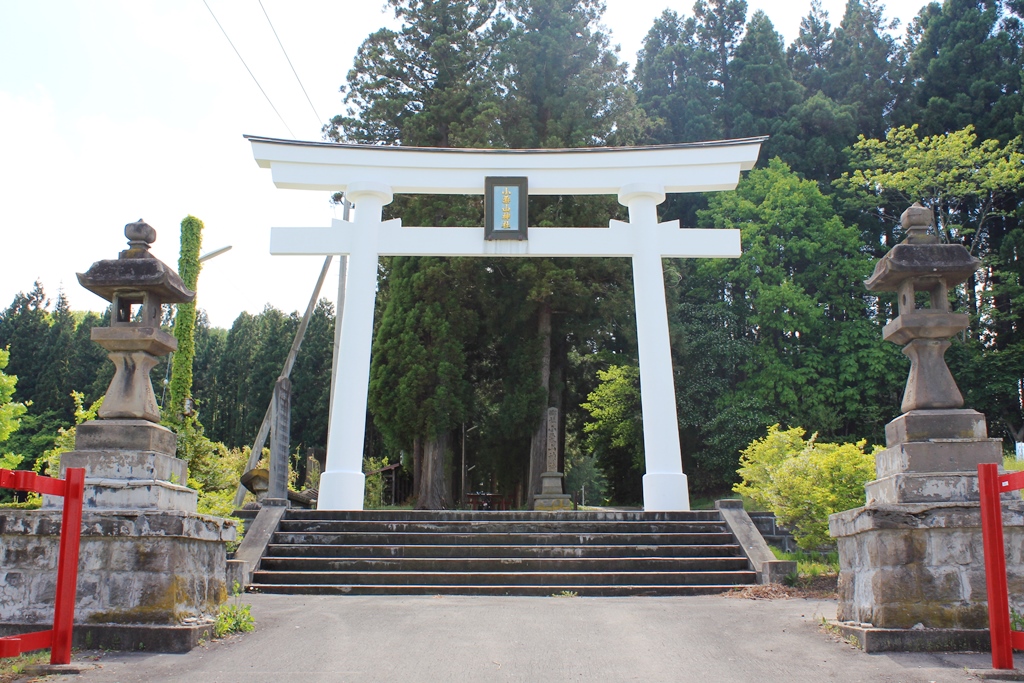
{"left": 885, "top": 410, "right": 987, "bottom": 446}
{"left": 75, "top": 420, "right": 177, "bottom": 455}
{"left": 539, "top": 471, "right": 564, "bottom": 495}
{"left": 830, "top": 502, "right": 1024, "bottom": 629}
{"left": 534, "top": 472, "right": 572, "bottom": 510}
{"left": 533, "top": 494, "right": 573, "bottom": 511}
{"left": 873, "top": 439, "right": 1002, "bottom": 480}
{"left": 0, "top": 509, "right": 235, "bottom": 626}
{"left": 60, "top": 451, "right": 187, "bottom": 483}
{"left": 865, "top": 472, "right": 987, "bottom": 505}
{"left": 77, "top": 479, "right": 198, "bottom": 511}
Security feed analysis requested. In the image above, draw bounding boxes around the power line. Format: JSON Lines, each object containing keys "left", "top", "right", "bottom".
{"left": 258, "top": 0, "right": 325, "bottom": 130}
{"left": 202, "top": 0, "right": 296, "bottom": 138}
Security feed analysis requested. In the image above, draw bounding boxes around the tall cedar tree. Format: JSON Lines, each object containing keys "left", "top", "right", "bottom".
{"left": 369, "top": 257, "right": 479, "bottom": 509}
{"left": 787, "top": 0, "right": 833, "bottom": 94}
{"left": 635, "top": 10, "right": 723, "bottom": 143}
{"left": 492, "top": 0, "right": 641, "bottom": 505}
{"left": 722, "top": 11, "right": 804, "bottom": 153}
{"left": 901, "top": 0, "right": 1024, "bottom": 142}
{"left": 823, "top": 0, "right": 902, "bottom": 140}
{"left": 332, "top": 0, "right": 503, "bottom": 508}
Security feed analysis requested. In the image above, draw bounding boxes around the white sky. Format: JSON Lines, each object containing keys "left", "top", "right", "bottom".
{"left": 0, "top": 0, "right": 928, "bottom": 329}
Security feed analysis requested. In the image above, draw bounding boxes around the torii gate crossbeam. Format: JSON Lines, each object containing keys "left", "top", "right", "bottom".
{"left": 248, "top": 136, "right": 765, "bottom": 511}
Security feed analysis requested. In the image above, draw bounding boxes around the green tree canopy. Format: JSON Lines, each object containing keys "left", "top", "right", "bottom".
{"left": 836, "top": 124, "right": 1024, "bottom": 254}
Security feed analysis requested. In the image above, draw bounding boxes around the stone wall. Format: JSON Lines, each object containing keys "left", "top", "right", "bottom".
{"left": 0, "top": 509, "right": 235, "bottom": 625}
{"left": 831, "top": 501, "right": 1024, "bottom": 629}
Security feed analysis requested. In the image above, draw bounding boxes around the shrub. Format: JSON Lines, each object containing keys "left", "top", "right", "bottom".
{"left": 734, "top": 424, "right": 877, "bottom": 550}
{"left": 363, "top": 456, "right": 389, "bottom": 509}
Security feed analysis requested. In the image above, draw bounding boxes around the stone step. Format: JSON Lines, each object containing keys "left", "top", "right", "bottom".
{"left": 282, "top": 510, "right": 719, "bottom": 522}
{"left": 274, "top": 519, "right": 728, "bottom": 534}
{"left": 251, "top": 569, "right": 756, "bottom": 587}
{"left": 259, "top": 556, "right": 752, "bottom": 573}
{"left": 250, "top": 509, "right": 757, "bottom": 596}
{"left": 249, "top": 583, "right": 747, "bottom": 597}
{"left": 264, "top": 542, "right": 743, "bottom": 559}
{"left": 270, "top": 531, "right": 736, "bottom": 546}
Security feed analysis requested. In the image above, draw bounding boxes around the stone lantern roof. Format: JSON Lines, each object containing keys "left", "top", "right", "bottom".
{"left": 77, "top": 219, "right": 194, "bottom": 315}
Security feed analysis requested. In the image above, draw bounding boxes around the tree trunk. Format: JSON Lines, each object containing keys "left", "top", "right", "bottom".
{"left": 967, "top": 272, "right": 979, "bottom": 341}
{"left": 527, "top": 304, "right": 553, "bottom": 507}
{"left": 411, "top": 436, "right": 423, "bottom": 502}
{"left": 416, "top": 431, "right": 451, "bottom": 510}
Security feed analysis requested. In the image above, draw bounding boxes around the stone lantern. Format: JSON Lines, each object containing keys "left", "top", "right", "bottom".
{"left": 866, "top": 203, "right": 979, "bottom": 415}
{"left": 829, "top": 204, "right": 1024, "bottom": 645}
{"left": 77, "top": 219, "right": 194, "bottom": 423}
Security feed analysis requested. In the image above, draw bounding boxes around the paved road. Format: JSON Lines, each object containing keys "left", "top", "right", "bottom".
{"left": 69, "top": 594, "right": 998, "bottom": 683}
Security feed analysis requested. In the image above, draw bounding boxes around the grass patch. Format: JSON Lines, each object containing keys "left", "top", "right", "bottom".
{"left": 771, "top": 547, "right": 839, "bottom": 577}
{"left": 772, "top": 546, "right": 839, "bottom": 592}
{"left": 0, "top": 650, "right": 49, "bottom": 683}
{"left": 214, "top": 583, "right": 255, "bottom": 639}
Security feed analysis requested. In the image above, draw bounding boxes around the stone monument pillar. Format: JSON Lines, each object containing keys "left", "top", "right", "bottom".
{"left": 533, "top": 407, "right": 573, "bottom": 511}
{"left": 0, "top": 221, "right": 234, "bottom": 651}
{"left": 830, "top": 204, "right": 1024, "bottom": 633}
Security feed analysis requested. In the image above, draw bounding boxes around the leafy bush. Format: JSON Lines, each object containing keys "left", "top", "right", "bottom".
{"left": 173, "top": 416, "right": 250, "bottom": 515}
{"left": 734, "top": 424, "right": 877, "bottom": 550}
{"left": 363, "top": 456, "right": 390, "bottom": 509}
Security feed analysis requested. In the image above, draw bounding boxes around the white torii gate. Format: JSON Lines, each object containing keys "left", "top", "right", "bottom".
{"left": 248, "top": 135, "right": 764, "bottom": 511}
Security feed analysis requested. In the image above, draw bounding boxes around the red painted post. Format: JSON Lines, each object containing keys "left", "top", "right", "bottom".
{"left": 0, "top": 467, "right": 84, "bottom": 665}
{"left": 50, "top": 468, "right": 84, "bottom": 665}
{"left": 980, "top": 463, "right": 1014, "bottom": 669}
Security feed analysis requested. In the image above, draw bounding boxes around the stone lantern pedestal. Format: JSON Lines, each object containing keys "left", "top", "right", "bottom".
{"left": 829, "top": 205, "right": 1024, "bottom": 648}
{"left": 0, "top": 221, "right": 234, "bottom": 652}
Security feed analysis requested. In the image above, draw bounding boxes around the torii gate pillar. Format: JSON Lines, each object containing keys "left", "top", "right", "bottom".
{"left": 317, "top": 182, "right": 395, "bottom": 511}
{"left": 621, "top": 184, "right": 689, "bottom": 510}
{"left": 248, "top": 135, "right": 765, "bottom": 511}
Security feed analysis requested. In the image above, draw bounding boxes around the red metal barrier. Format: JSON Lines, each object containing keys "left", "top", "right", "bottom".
{"left": 0, "top": 467, "right": 84, "bottom": 665}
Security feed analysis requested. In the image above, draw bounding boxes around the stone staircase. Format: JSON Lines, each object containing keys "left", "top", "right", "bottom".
{"left": 248, "top": 509, "right": 757, "bottom": 596}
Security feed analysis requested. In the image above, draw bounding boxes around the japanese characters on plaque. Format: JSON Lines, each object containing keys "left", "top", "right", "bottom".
{"left": 484, "top": 176, "right": 528, "bottom": 241}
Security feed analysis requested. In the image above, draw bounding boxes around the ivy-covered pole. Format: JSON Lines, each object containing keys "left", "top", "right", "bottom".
{"left": 168, "top": 215, "right": 203, "bottom": 420}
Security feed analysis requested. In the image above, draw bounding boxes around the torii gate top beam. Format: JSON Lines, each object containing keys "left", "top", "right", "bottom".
{"left": 245, "top": 135, "right": 766, "bottom": 195}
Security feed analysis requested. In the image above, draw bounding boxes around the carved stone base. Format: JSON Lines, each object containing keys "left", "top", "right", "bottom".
{"left": 44, "top": 419, "right": 198, "bottom": 512}
{"left": 866, "top": 409, "right": 1001, "bottom": 506}
{"left": 539, "top": 471, "right": 564, "bottom": 495}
